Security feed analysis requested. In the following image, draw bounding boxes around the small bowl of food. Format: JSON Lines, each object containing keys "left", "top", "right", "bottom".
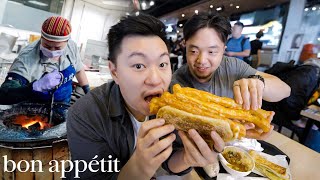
{"left": 218, "top": 146, "right": 254, "bottom": 177}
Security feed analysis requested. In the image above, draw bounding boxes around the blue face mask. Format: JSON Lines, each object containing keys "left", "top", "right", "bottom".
{"left": 40, "top": 44, "right": 64, "bottom": 58}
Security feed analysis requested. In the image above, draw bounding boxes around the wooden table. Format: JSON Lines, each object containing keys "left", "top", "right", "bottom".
{"left": 182, "top": 131, "right": 320, "bottom": 180}
{"left": 265, "top": 131, "right": 320, "bottom": 180}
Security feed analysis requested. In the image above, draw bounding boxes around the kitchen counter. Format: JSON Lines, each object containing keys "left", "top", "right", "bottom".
{"left": 73, "top": 71, "right": 113, "bottom": 88}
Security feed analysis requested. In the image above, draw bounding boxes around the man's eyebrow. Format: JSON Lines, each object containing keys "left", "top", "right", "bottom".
{"left": 208, "top": 45, "right": 219, "bottom": 49}
{"left": 160, "top": 52, "right": 170, "bottom": 58}
{"left": 188, "top": 44, "right": 219, "bottom": 49}
{"left": 128, "top": 52, "right": 170, "bottom": 58}
{"left": 188, "top": 44, "right": 199, "bottom": 49}
{"left": 128, "top": 52, "right": 146, "bottom": 58}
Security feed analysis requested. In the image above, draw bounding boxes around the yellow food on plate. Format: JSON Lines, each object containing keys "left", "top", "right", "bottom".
{"left": 249, "top": 150, "right": 289, "bottom": 180}
{"left": 222, "top": 147, "right": 254, "bottom": 172}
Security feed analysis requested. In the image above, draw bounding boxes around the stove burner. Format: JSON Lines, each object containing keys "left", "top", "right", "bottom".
{"left": 0, "top": 102, "right": 69, "bottom": 143}
{"left": 5, "top": 114, "right": 50, "bottom": 130}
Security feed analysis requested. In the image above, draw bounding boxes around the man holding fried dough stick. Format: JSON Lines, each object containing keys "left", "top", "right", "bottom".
{"left": 67, "top": 14, "right": 225, "bottom": 179}
{"left": 171, "top": 13, "right": 291, "bottom": 139}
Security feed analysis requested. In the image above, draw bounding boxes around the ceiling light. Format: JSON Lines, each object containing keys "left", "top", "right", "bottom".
{"left": 177, "top": 30, "right": 180, "bottom": 33}
{"left": 141, "top": 1, "right": 146, "bottom": 8}
{"left": 236, "top": 6, "right": 240, "bottom": 9}
{"left": 135, "top": 11, "right": 139, "bottom": 16}
{"left": 181, "top": 14, "right": 185, "bottom": 17}
{"left": 179, "top": 24, "right": 183, "bottom": 27}
{"left": 150, "top": 1, "right": 154, "bottom": 6}
{"left": 28, "top": 1, "right": 48, "bottom": 6}
{"left": 216, "top": 7, "right": 222, "bottom": 11}
{"left": 210, "top": 5, "right": 213, "bottom": 8}
{"left": 230, "top": 3, "right": 233, "bottom": 7}
{"left": 195, "top": 10, "right": 198, "bottom": 14}
{"left": 317, "top": 37, "right": 320, "bottom": 41}
{"left": 304, "top": 8, "right": 309, "bottom": 11}
{"left": 126, "top": 12, "right": 130, "bottom": 16}
{"left": 312, "top": 7, "right": 316, "bottom": 11}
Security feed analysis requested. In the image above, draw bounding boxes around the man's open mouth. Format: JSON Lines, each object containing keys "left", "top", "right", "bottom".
{"left": 144, "top": 93, "right": 161, "bottom": 103}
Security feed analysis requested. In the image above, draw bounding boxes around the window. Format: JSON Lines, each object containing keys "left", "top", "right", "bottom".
{"left": 1, "top": 0, "right": 64, "bottom": 32}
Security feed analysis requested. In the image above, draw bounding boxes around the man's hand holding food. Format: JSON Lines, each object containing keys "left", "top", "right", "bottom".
{"left": 119, "top": 119, "right": 176, "bottom": 179}
{"left": 233, "top": 77, "right": 274, "bottom": 140}
{"left": 166, "top": 129, "right": 225, "bottom": 173}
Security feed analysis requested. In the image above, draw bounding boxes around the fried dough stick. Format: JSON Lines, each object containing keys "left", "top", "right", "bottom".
{"left": 175, "top": 92, "right": 270, "bottom": 132}
{"left": 173, "top": 84, "right": 272, "bottom": 121}
{"left": 150, "top": 92, "right": 246, "bottom": 139}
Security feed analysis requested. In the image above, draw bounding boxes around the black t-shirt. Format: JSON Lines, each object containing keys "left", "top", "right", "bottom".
{"left": 250, "top": 39, "right": 263, "bottom": 55}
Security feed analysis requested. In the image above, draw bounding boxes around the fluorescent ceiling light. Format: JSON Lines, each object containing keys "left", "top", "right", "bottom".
{"left": 312, "top": 7, "right": 316, "bottom": 11}
{"left": 28, "top": 0, "right": 48, "bottom": 6}
{"left": 236, "top": 6, "right": 240, "bottom": 9}
{"left": 216, "top": 7, "right": 222, "bottom": 11}
{"left": 150, "top": 1, "right": 154, "bottom": 6}
{"left": 304, "top": 8, "right": 309, "bottom": 11}
{"left": 102, "top": 1, "right": 130, "bottom": 7}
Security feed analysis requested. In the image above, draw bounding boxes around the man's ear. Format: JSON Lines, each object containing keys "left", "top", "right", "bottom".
{"left": 108, "top": 61, "right": 119, "bottom": 84}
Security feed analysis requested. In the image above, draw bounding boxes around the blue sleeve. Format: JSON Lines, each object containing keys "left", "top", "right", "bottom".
{"left": 243, "top": 38, "right": 251, "bottom": 50}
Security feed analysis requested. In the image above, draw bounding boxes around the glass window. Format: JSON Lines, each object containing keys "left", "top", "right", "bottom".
{"left": 1, "top": 0, "right": 64, "bottom": 32}
{"left": 9, "top": 0, "right": 64, "bottom": 14}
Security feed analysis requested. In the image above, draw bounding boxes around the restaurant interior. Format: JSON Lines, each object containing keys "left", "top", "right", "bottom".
{"left": 0, "top": 0, "right": 319, "bottom": 179}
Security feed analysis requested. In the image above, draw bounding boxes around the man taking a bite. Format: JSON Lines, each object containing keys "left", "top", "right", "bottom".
{"left": 171, "top": 13, "right": 291, "bottom": 139}
{"left": 67, "top": 14, "right": 225, "bottom": 179}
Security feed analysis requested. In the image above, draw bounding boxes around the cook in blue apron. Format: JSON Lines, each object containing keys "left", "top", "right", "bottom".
{"left": 1, "top": 16, "right": 89, "bottom": 106}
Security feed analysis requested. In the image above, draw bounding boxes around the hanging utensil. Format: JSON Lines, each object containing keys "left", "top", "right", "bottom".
{"left": 48, "top": 72, "right": 63, "bottom": 125}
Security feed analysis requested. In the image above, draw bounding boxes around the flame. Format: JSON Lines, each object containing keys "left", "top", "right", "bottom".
{"left": 12, "top": 115, "right": 50, "bottom": 130}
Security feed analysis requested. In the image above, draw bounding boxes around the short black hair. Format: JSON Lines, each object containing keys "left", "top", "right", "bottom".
{"left": 256, "top": 30, "right": 264, "bottom": 38}
{"left": 107, "top": 14, "right": 168, "bottom": 64}
{"left": 234, "top": 21, "right": 244, "bottom": 28}
{"left": 183, "top": 13, "right": 231, "bottom": 44}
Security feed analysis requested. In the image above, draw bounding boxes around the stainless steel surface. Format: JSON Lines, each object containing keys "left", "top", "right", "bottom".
{"left": 0, "top": 33, "right": 18, "bottom": 54}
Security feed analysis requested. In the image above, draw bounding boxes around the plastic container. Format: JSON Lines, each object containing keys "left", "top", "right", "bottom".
{"left": 218, "top": 146, "right": 254, "bottom": 177}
